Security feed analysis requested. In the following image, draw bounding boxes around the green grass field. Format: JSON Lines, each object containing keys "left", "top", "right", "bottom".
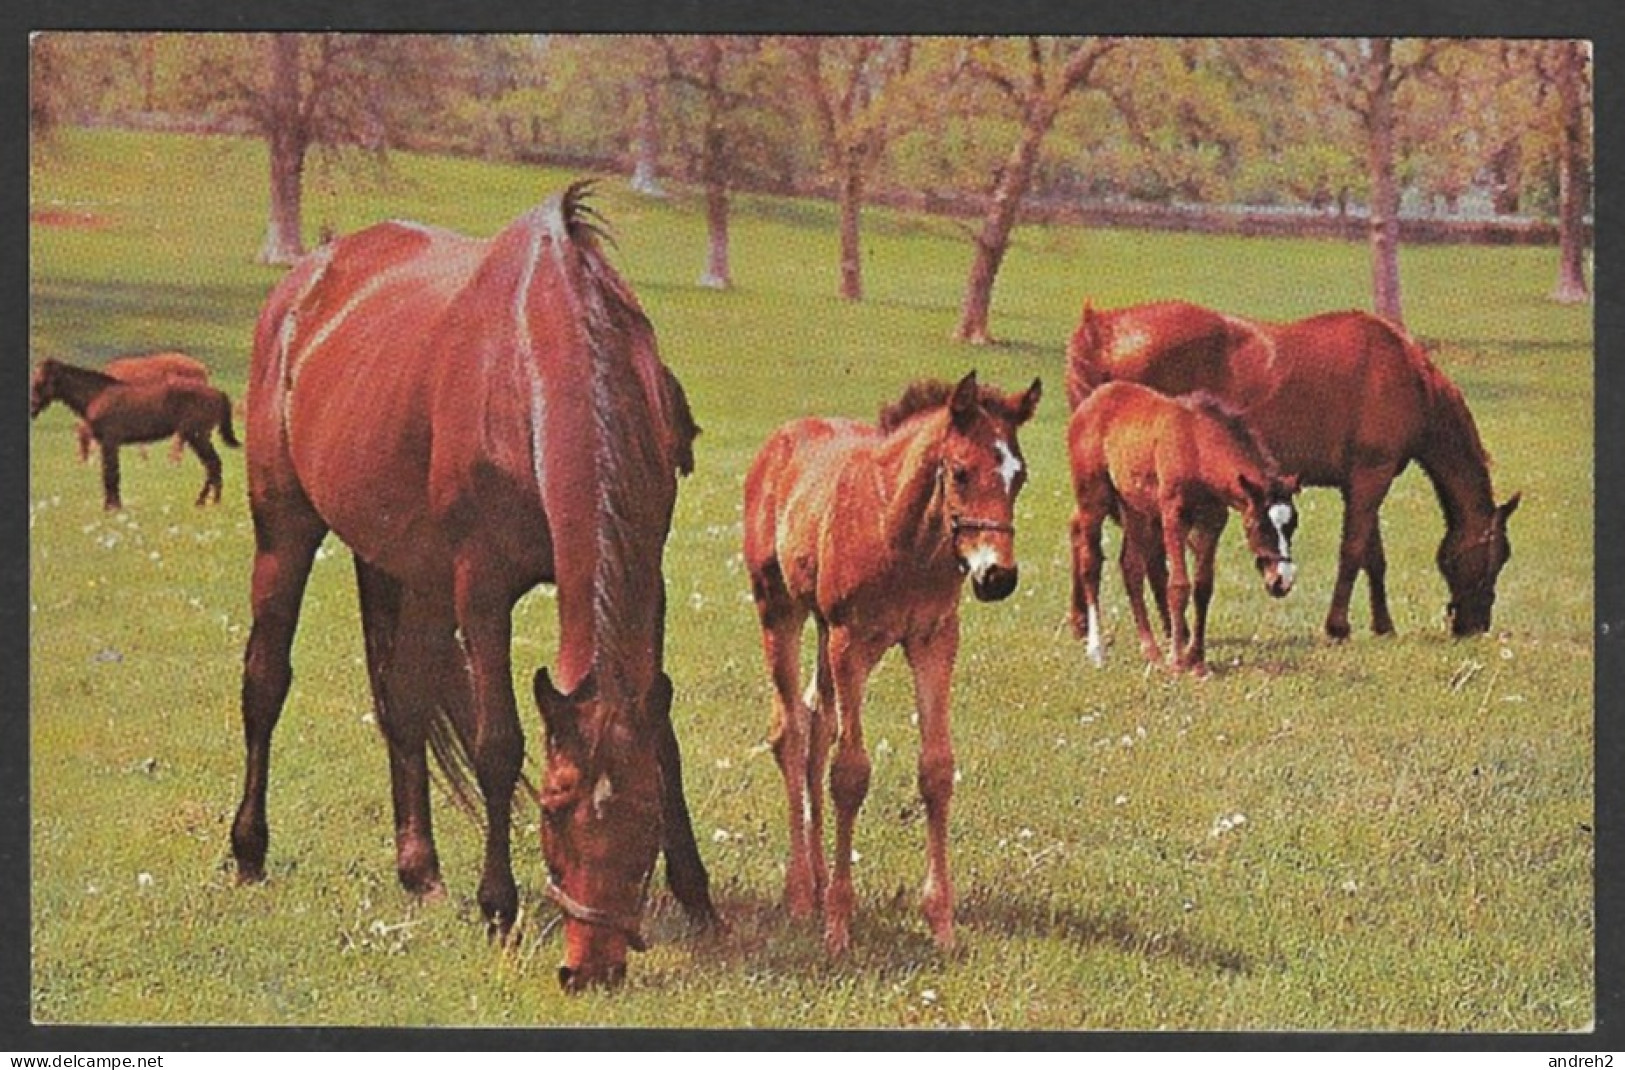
{"left": 28, "top": 128, "right": 1593, "bottom": 1031}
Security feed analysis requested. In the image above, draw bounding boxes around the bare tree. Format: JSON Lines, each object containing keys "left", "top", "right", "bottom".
{"left": 183, "top": 33, "right": 460, "bottom": 265}
{"left": 788, "top": 36, "right": 916, "bottom": 301}
{"left": 1544, "top": 39, "right": 1592, "bottom": 303}
{"left": 952, "top": 36, "right": 1120, "bottom": 344}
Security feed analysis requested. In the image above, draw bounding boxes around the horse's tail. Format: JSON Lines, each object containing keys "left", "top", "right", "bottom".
{"left": 1065, "top": 298, "right": 1108, "bottom": 411}
{"left": 217, "top": 390, "right": 242, "bottom": 448}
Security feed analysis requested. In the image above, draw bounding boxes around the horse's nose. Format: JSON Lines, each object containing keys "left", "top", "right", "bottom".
{"left": 972, "top": 564, "right": 1018, "bottom": 602}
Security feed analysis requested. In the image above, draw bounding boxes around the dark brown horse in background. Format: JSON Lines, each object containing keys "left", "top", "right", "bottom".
{"left": 1068, "top": 300, "right": 1519, "bottom": 638}
{"left": 1068, "top": 381, "right": 1300, "bottom": 676}
{"left": 30, "top": 357, "right": 239, "bottom": 511}
{"left": 76, "top": 351, "right": 212, "bottom": 464}
{"left": 744, "top": 371, "right": 1041, "bottom": 955}
{"left": 234, "top": 183, "right": 717, "bottom": 991}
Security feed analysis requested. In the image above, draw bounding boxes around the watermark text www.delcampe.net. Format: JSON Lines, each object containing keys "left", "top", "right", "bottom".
{"left": 12, "top": 1057, "right": 164, "bottom": 1068}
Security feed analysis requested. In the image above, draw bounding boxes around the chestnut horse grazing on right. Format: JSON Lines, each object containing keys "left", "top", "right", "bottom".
{"left": 77, "top": 351, "right": 211, "bottom": 464}
{"left": 1068, "top": 300, "right": 1519, "bottom": 638}
{"left": 1068, "top": 382, "right": 1300, "bottom": 676}
{"left": 30, "top": 357, "right": 238, "bottom": 511}
{"left": 235, "top": 184, "right": 716, "bottom": 992}
{"left": 744, "top": 371, "right": 1042, "bottom": 955}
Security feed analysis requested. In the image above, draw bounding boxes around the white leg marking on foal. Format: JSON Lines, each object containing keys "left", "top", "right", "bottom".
{"left": 592, "top": 772, "right": 614, "bottom": 820}
{"left": 1086, "top": 604, "right": 1104, "bottom": 667}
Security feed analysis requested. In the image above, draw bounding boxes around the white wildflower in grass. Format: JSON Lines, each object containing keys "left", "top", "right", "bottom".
{"left": 313, "top": 544, "right": 331, "bottom": 561}
{"left": 712, "top": 829, "right": 731, "bottom": 844}
{"left": 1114, "top": 794, "right": 1129, "bottom": 807}
{"left": 137, "top": 872, "right": 154, "bottom": 889}
{"left": 714, "top": 757, "right": 733, "bottom": 771}
{"left": 921, "top": 988, "right": 938, "bottom": 1005}
{"left": 1210, "top": 812, "right": 1248, "bottom": 838}
{"left": 1341, "top": 879, "right": 1360, "bottom": 895}
{"left": 875, "top": 738, "right": 893, "bottom": 757}
{"left": 689, "top": 589, "right": 706, "bottom": 611}
{"left": 850, "top": 849, "right": 861, "bottom": 864}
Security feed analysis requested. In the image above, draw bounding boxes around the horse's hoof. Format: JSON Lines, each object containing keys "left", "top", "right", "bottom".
{"left": 233, "top": 863, "right": 266, "bottom": 886}
{"left": 823, "top": 922, "right": 851, "bottom": 957}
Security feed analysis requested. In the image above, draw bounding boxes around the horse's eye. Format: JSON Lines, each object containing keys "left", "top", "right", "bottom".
{"left": 951, "top": 465, "right": 970, "bottom": 487}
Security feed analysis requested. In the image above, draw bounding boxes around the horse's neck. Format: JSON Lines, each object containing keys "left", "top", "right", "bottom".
{"left": 50, "top": 366, "right": 114, "bottom": 417}
{"left": 1415, "top": 390, "right": 1496, "bottom": 532}
{"left": 875, "top": 419, "right": 948, "bottom": 557}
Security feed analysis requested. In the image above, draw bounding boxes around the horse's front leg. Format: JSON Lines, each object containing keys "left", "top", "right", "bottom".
{"left": 754, "top": 579, "right": 819, "bottom": 919}
{"left": 1329, "top": 468, "right": 1395, "bottom": 640}
{"left": 824, "top": 624, "right": 881, "bottom": 956}
{"left": 648, "top": 670, "right": 720, "bottom": 928}
{"left": 453, "top": 558, "right": 524, "bottom": 937}
{"left": 98, "top": 441, "right": 122, "bottom": 511}
{"left": 903, "top": 612, "right": 960, "bottom": 950}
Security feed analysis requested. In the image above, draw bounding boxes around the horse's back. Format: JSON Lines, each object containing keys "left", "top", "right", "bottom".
{"left": 743, "top": 417, "right": 873, "bottom": 586}
{"left": 248, "top": 220, "right": 489, "bottom": 573}
{"left": 1068, "top": 300, "right": 1254, "bottom": 409}
{"left": 105, "top": 351, "right": 209, "bottom": 383}
{"left": 1251, "top": 310, "right": 1431, "bottom": 478}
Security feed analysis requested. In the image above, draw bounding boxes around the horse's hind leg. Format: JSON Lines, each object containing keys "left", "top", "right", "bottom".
{"left": 355, "top": 559, "right": 445, "bottom": 899}
{"left": 1119, "top": 513, "right": 1164, "bottom": 664}
{"left": 805, "top": 621, "right": 836, "bottom": 909}
{"left": 752, "top": 562, "right": 818, "bottom": 919}
{"left": 232, "top": 496, "right": 327, "bottom": 883}
{"left": 1069, "top": 508, "right": 1108, "bottom": 666}
{"left": 1365, "top": 522, "right": 1396, "bottom": 636}
{"left": 903, "top": 612, "right": 961, "bottom": 950}
{"left": 186, "top": 433, "right": 223, "bottom": 506}
{"left": 98, "top": 442, "right": 122, "bottom": 511}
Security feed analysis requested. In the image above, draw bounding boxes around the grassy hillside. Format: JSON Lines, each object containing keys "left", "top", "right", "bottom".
{"left": 27, "top": 128, "right": 1593, "bottom": 1031}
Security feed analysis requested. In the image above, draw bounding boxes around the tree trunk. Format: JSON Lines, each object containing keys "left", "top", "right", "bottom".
{"left": 701, "top": 177, "right": 731, "bottom": 290}
{"left": 1551, "top": 40, "right": 1591, "bottom": 304}
{"left": 1365, "top": 39, "right": 1404, "bottom": 328}
{"left": 954, "top": 105, "right": 1054, "bottom": 344}
{"left": 630, "top": 75, "right": 665, "bottom": 198}
{"left": 256, "top": 35, "right": 306, "bottom": 267}
{"left": 837, "top": 152, "right": 864, "bottom": 301}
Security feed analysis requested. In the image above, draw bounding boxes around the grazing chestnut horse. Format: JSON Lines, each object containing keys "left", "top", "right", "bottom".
{"left": 1068, "top": 300, "right": 1519, "bottom": 638}
{"left": 77, "top": 351, "right": 211, "bottom": 464}
{"left": 233, "top": 183, "right": 717, "bottom": 991}
{"left": 29, "top": 357, "right": 238, "bottom": 511}
{"left": 743, "top": 371, "right": 1042, "bottom": 954}
{"left": 1068, "top": 382, "right": 1300, "bottom": 676}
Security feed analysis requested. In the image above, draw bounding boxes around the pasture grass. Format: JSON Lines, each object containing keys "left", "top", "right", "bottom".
{"left": 27, "top": 128, "right": 1594, "bottom": 1031}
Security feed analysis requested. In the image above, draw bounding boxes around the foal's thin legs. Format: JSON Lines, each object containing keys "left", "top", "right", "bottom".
{"left": 98, "top": 442, "right": 122, "bottom": 511}
{"left": 232, "top": 502, "right": 327, "bottom": 883}
{"left": 904, "top": 614, "right": 960, "bottom": 949}
{"left": 824, "top": 626, "right": 879, "bottom": 956}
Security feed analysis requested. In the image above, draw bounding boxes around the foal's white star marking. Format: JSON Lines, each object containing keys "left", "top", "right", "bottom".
{"left": 993, "top": 439, "right": 1023, "bottom": 494}
{"left": 1267, "top": 501, "right": 1297, "bottom": 585}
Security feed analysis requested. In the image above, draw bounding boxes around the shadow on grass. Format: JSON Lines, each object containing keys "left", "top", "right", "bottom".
{"left": 639, "top": 878, "right": 1254, "bottom": 983}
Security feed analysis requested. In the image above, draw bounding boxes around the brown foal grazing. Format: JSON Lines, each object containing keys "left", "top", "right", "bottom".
{"left": 743, "top": 371, "right": 1041, "bottom": 955}
{"left": 1067, "top": 382, "right": 1301, "bottom": 676}
{"left": 30, "top": 357, "right": 239, "bottom": 511}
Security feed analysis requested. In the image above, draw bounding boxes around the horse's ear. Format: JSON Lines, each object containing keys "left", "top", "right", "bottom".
{"left": 950, "top": 371, "right": 980, "bottom": 428}
{"left": 1236, "top": 472, "right": 1264, "bottom": 502}
{"left": 1015, "top": 378, "right": 1043, "bottom": 424}
{"left": 1497, "top": 492, "right": 1521, "bottom": 524}
{"left": 1277, "top": 473, "right": 1301, "bottom": 496}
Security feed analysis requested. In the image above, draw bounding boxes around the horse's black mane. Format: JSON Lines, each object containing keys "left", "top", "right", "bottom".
{"left": 877, "top": 378, "right": 1010, "bottom": 434}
